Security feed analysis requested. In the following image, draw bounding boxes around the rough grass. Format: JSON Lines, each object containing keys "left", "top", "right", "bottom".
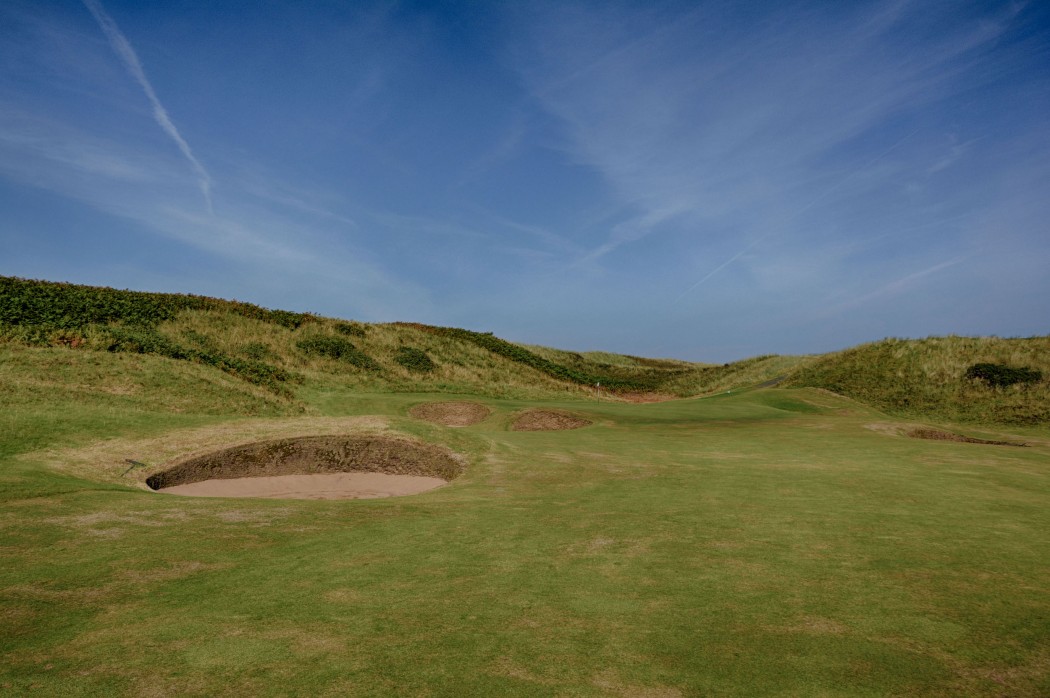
{"left": 9, "top": 277, "right": 1047, "bottom": 423}
{"left": 785, "top": 335, "right": 1050, "bottom": 424}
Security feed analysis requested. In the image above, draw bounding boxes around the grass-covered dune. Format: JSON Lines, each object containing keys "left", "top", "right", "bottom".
{"left": 786, "top": 335, "right": 1050, "bottom": 425}
{"left": 2, "top": 275, "right": 1049, "bottom": 695}
{"left": 6, "top": 275, "right": 1046, "bottom": 423}
{"left": 0, "top": 276, "right": 728, "bottom": 401}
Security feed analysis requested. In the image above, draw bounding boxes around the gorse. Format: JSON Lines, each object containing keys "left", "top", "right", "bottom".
{"left": 395, "top": 346, "right": 437, "bottom": 372}
{"left": 295, "top": 334, "right": 380, "bottom": 371}
{"left": 965, "top": 362, "right": 1043, "bottom": 388}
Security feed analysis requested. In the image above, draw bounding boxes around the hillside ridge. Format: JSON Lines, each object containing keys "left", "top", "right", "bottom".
{"left": 2, "top": 275, "right": 1046, "bottom": 423}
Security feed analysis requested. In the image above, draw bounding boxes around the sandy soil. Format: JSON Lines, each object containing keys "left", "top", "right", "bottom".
{"left": 409, "top": 401, "right": 491, "bottom": 427}
{"left": 907, "top": 428, "right": 1027, "bottom": 447}
{"left": 158, "top": 472, "right": 447, "bottom": 500}
{"left": 511, "top": 409, "right": 592, "bottom": 432}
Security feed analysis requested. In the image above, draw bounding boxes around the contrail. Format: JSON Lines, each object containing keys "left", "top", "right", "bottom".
{"left": 82, "top": 0, "right": 213, "bottom": 213}
{"left": 675, "top": 127, "right": 922, "bottom": 303}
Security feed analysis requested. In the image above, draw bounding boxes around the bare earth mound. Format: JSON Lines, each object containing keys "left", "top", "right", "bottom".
{"left": 160, "top": 472, "right": 447, "bottom": 500}
{"left": 409, "top": 401, "right": 491, "bottom": 427}
{"left": 146, "top": 435, "right": 464, "bottom": 499}
{"left": 511, "top": 409, "right": 592, "bottom": 432}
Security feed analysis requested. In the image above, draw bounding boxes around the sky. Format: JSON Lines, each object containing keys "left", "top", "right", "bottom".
{"left": 1, "top": 0, "right": 1048, "bottom": 362}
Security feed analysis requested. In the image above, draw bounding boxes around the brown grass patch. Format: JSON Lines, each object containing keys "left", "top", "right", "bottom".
{"left": 592, "top": 669, "right": 684, "bottom": 698}
{"left": 511, "top": 409, "right": 591, "bottom": 432}
{"left": 616, "top": 392, "right": 677, "bottom": 403}
{"left": 409, "top": 400, "right": 491, "bottom": 427}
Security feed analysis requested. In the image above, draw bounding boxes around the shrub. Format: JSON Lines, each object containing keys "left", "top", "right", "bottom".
{"left": 296, "top": 335, "right": 380, "bottom": 371}
{"left": 965, "top": 362, "right": 1042, "bottom": 388}
{"left": 0, "top": 276, "right": 313, "bottom": 329}
{"left": 333, "top": 321, "right": 367, "bottom": 338}
{"left": 103, "top": 326, "right": 296, "bottom": 394}
{"left": 240, "top": 342, "right": 273, "bottom": 361}
{"left": 395, "top": 346, "right": 436, "bottom": 372}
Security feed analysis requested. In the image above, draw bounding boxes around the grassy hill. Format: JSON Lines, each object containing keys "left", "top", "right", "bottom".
{"left": 785, "top": 335, "right": 1050, "bottom": 425}
{"left": 1, "top": 276, "right": 1047, "bottom": 425}
{"left": 0, "top": 276, "right": 795, "bottom": 404}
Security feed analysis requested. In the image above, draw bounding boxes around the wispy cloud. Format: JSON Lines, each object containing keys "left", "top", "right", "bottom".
{"left": 81, "top": 0, "right": 213, "bottom": 212}
{"left": 824, "top": 257, "right": 966, "bottom": 316}
{"left": 674, "top": 125, "right": 923, "bottom": 301}
{"left": 511, "top": 2, "right": 1016, "bottom": 274}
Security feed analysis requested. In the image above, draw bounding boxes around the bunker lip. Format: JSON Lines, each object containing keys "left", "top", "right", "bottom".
{"left": 146, "top": 434, "right": 464, "bottom": 496}
{"left": 409, "top": 401, "right": 491, "bottom": 427}
{"left": 907, "top": 428, "right": 1028, "bottom": 447}
{"left": 511, "top": 409, "right": 592, "bottom": 432}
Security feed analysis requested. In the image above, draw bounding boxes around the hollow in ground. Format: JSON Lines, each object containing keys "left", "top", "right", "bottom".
{"left": 147, "top": 434, "right": 463, "bottom": 499}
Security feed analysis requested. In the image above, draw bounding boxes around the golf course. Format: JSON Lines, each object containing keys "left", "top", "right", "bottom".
{"left": 1, "top": 277, "right": 1048, "bottom": 696}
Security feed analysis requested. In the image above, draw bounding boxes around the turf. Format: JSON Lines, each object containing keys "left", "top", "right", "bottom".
{"left": 2, "top": 374, "right": 1047, "bottom": 696}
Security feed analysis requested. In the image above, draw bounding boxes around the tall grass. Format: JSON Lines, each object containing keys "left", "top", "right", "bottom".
{"left": 785, "top": 336, "right": 1050, "bottom": 424}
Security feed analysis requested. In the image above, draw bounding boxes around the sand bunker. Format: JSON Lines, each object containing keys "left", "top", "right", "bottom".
{"left": 409, "top": 401, "right": 491, "bottom": 427}
{"left": 511, "top": 409, "right": 592, "bottom": 432}
{"left": 147, "top": 435, "right": 463, "bottom": 499}
{"left": 160, "top": 472, "right": 447, "bottom": 500}
{"left": 907, "top": 428, "right": 1027, "bottom": 447}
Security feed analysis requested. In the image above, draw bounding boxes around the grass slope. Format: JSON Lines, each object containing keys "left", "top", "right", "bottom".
{"left": 1, "top": 277, "right": 745, "bottom": 400}
{"left": 786, "top": 336, "right": 1050, "bottom": 425}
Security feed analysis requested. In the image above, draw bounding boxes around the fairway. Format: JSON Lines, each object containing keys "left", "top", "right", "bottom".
{"left": 2, "top": 385, "right": 1047, "bottom": 696}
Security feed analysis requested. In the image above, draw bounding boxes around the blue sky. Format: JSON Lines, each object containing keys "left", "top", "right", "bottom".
{"left": 1, "top": 0, "right": 1047, "bottom": 362}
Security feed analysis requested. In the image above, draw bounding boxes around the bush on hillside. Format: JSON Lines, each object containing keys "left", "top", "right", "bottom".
{"left": 334, "top": 321, "right": 367, "bottom": 337}
{"left": 296, "top": 335, "right": 380, "bottom": 371}
{"left": 395, "top": 346, "right": 436, "bottom": 372}
{"left": 0, "top": 275, "right": 313, "bottom": 329}
{"left": 240, "top": 342, "right": 274, "bottom": 361}
{"left": 103, "top": 326, "right": 296, "bottom": 394}
{"left": 965, "top": 362, "right": 1042, "bottom": 388}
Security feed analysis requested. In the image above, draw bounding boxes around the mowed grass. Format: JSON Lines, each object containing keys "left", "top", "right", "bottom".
{"left": 2, "top": 371, "right": 1048, "bottom": 695}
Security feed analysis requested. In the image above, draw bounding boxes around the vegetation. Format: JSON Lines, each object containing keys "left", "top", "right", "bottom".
{"left": 0, "top": 275, "right": 311, "bottom": 330}
{"left": 966, "top": 362, "right": 1043, "bottom": 388}
{"left": 395, "top": 346, "right": 437, "bottom": 372}
{"left": 785, "top": 336, "right": 1050, "bottom": 424}
{"left": 1, "top": 277, "right": 1048, "bottom": 695}
{"left": 295, "top": 334, "right": 380, "bottom": 371}
{"left": 333, "top": 321, "right": 367, "bottom": 338}
{"left": 410, "top": 324, "right": 694, "bottom": 391}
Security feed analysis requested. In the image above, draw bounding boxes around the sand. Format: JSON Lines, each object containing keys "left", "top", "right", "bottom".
{"left": 158, "top": 472, "right": 447, "bottom": 500}
{"left": 409, "top": 401, "right": 491, "bottom": 427}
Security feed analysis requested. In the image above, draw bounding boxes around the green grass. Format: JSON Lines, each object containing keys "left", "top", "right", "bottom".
{"left": 2, "top": 369, "right": 1047, "bottom": 695}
